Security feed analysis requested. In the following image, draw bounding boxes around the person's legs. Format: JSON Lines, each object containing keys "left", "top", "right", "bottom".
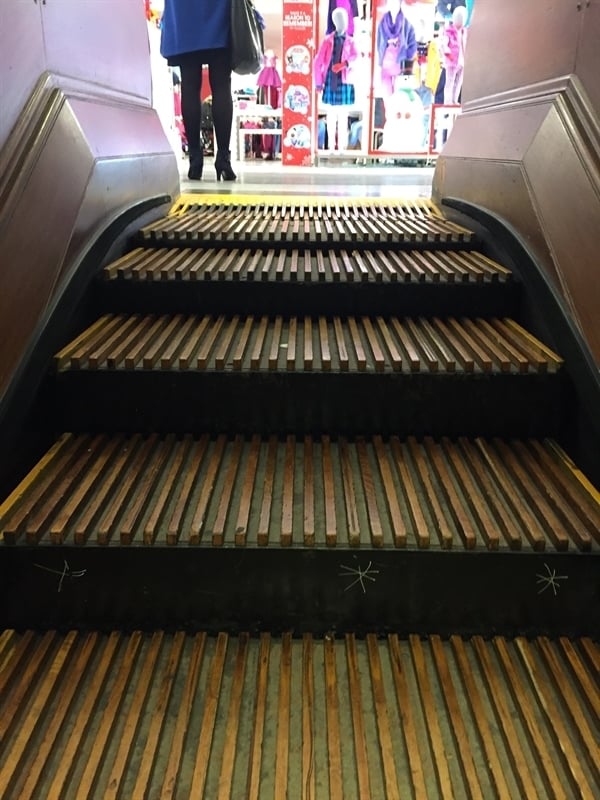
{"left": 180, "top": 60, "right": 204, "bottom": 178}
{"left": 207, "top": 49, "right": 236, "bottom": 179}
{"left": 207, "top": 50, "right": 233, "bottom": 151}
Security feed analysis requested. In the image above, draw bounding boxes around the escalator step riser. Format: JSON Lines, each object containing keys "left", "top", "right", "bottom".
{"left": 1, "top": 434, "right": 598, "bottom": 551}
{"left": 0, "top": 629, "right": 597, "bottom": 799}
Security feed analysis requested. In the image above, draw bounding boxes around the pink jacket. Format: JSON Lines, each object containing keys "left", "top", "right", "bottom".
{"left": 443, "top": 24, "right": 467, "bottom": 69}
{"left": 313, "top": 33, "right": 358, "bottom": 89}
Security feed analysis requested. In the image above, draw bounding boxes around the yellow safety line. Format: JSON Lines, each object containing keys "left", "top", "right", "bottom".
{"left": 171, "top": 193, "right": 440, "bottom": 215}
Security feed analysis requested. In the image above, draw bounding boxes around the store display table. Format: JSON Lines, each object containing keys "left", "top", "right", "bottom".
{"left": 232, "top": 105, "right": 282, "bottom": 160}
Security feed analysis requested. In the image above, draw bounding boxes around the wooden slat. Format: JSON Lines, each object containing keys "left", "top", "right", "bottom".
{"left": 302, "top": 634, "right": 316, "bottom": 800}
{"left": 408, "top": 437, "right": 454, "bottom": 548}
{"left": 132, "top": 631, "right": 185, "bottom": 797}
{"left": 0, "top": 434, "right": 76, "bottom": 542}
{"left": 366, "top": 635, "right": 400, "bottom": 800}
{"left": 246, "top": 633, "right": 271, "bottom": 800}
{"left": 324, "top": 637, "right": 344, "bottom": 800}
{"left": 74, "top": 632, "right": 144, "bottom": 798}
{"left": 390, "top": 437, "right": 429, "bottom": 548}
{"left": 197, "top": 315, "right": 225, "bottom": 368}
{"left": 15, "top": 633, "right": 96, "bottom": 798}
{"left": 250, "top": 316, "right": 269, "bottom": 369}
{"left": 257, "top": 436, "right": 278, "bottom": 545}
{"left": 357, "top": 439, "right": 384, "bottom": 547}
{"left": 275, "top": 632, "right": 293, "bottom": 798}
{"left": 430, "top": 635, "right": 485, "bottom": 799}
{"left": 409, "top": 635, "right": 455, "bottom": 797}
{"left": 424, "top": 437, "right": 477, "bottom": 549}
{"left": 303, "top": 436, "right": 315, "bottom": 546}
{"left": 0, "top": 630, "right": 55, "bottom": 744}
{"left": 457, "top": 437, "right": 521, "bottom": 549}
{"left": 493, "top": 637, "right": 569, "bottom": 800}
{"left": 557, "top": 637, "right": 600, "bottom": 720}
{"left": 166, "top": 435, "right": 207, "bottom": 545}
{"left": 322, "top": 436, "right": 338, "bottom": 546}
{"left": 281, "top": 435, "right": 295, "bottom": 545}
{"left": 232, "top": 315, "right": 255, "bottom": 370}
{"left": 140, "top": 435, "right": 184, "bottom": 545}
{"left": 234, "top": 436, "right": 261, "bottom": 546}
{"left": 373, "top": 436, "right": 407, "bottom": 547}
{"left": 160, "top": 632, "right": 207, "bottom": 799}
{"left": 345, "top": 634, "right": 373, "bottom": 799}
{"left": 189, "top": 435, "right": 227, "bottom": 544}
{"left": 96, "top": 435, "right": 158, "bottom": 545}
{"left": 216, "top": 633, "right": 250, "bottom": 800}
{"left": 387, "top": 634, "right": 428, "bottom": 799}
{"left": 189, "top": 632, "right": 229, "bottom": 798}
{"left": 105, "top": 632, "right": 165, "bottom": 798}
{"left": 450, "top": 636, "right": 514, "bottom": 799}
{"left": 493, "top": 438, "right": 570, "bottom": 550}
{"left": 339, "top": 438, "right": 361, "bottom": 546}
{"left": 471, "top": 636, "right": 539, "bottom": 799}
{"left": 475, "top": 438, "right": 546, "bottom": 550}
{"left": 211, "top": 435, "right": 244, "bottom": 545}
{"left": 524, "top": 638, "right": 600, "bottom": 790}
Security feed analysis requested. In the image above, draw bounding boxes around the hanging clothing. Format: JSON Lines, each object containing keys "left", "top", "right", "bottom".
{"left": 257, "top": 53, "right": 282, "bottom": 89}
{"left": 322, "top": 34, "right": 355, "bottom": 105}
{"left": 314, "top": 31, "right": 358, "bottom": 92}
{"left": 326, "top": 0, "right": 359, "bottom": 36}
{"left": 257, "top": 53, "right": 282, "bottom": 109}
{"left": 376, "top": 11, "right": 417, "bottom": 69}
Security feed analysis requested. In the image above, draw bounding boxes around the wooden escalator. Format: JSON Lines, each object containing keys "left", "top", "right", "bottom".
{"left": 0, "top": 197, "right": 598, "bottom": 798}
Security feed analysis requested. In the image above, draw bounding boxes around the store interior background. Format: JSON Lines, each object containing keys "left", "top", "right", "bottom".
{"left": 147, "top": 1, "right": 466, "bottom": 195}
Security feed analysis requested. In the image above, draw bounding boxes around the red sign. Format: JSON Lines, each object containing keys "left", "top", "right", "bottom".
{"left": 281, "top": 0, "right": 315, "bottom": 166}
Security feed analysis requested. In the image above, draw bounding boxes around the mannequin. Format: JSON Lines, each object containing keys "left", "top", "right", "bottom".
{"left": 313, "top": 8, "right": 358, "bottom": 150}
{"left": 326, "top": 0, "right": 359, "bottom": 36}
{"left": 443, "top": 5, "right": 468, "bottom": 104}
{"left": 376, "top": 0, "right": 417, "bottom": 97}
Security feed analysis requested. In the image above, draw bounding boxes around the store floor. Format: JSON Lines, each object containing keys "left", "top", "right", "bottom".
{"left": 177, "top": 155, "right": 434, "bottom": 199}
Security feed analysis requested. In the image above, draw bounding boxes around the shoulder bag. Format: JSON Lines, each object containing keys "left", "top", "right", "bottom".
{"left": 231, "top": 0, "right": 264, "bottom": 75}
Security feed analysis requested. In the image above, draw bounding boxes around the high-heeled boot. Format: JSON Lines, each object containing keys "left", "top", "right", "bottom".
{"left": 187, "top": 148, "right": 203, "bottom": 180}
{"left": 214, "top": 150, "right": 237, "bottom": 181}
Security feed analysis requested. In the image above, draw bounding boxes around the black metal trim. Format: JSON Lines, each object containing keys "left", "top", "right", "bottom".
{"left": 441, "top": 197, "right": 600, "bottom": 484}
{"left": 0, "top": 195, "right": 172, "bottom": 494}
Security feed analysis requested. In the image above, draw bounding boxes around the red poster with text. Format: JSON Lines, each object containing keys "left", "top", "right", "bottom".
{"left": 281, "top": 0, "right": 315, "bottom": 166}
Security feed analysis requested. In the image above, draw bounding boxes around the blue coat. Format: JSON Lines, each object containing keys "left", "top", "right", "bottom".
{"left": 160, "top": 0, "right": 231, "bottom": 58}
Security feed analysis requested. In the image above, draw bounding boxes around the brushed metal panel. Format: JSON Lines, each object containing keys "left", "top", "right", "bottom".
{"left": 64, "top": 155, "right": 177, "bottom": 275}
{"left": 433, "top": 158, "right": 561, "bottom": 290}
{"left": 0, "top": 106, "right": 93, "bottom": 393}
{"left": 524, "top": 107, "right": 600, "bottom": 358}
{"left": 41, "top": 0, "right": 151, "bottom": 104}
{"left": 463, "top": 0, "right": 580, "bottom": 105}
{"left": 68, "top": 98, "right": 174, "bottom": 159}
{"left": 0, "top": 0, "right": 45, "bottom": 149}
{"left": 442, "top": 104, "right": 549, "bottom": 162}
{"left": 576, "top": 0, "right": 600, "bottom": 115}
{"left": 0, "top": 95, "right": 178, "bottom": 401}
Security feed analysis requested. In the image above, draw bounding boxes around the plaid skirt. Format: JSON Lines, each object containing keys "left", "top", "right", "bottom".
{"left": 322, "top": 72, "right": 355, "bottom": 106}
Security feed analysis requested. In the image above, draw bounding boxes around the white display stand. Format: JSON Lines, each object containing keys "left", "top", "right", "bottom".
{"left": 232, "top": 105, "right": 283, "bottom": 161}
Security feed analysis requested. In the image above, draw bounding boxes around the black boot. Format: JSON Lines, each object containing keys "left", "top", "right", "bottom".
{"left": 187, "top": 148, "right": 204, "bottom": 180}
{"left": 214, "top": 150, "right": 236, "bottom": 181}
